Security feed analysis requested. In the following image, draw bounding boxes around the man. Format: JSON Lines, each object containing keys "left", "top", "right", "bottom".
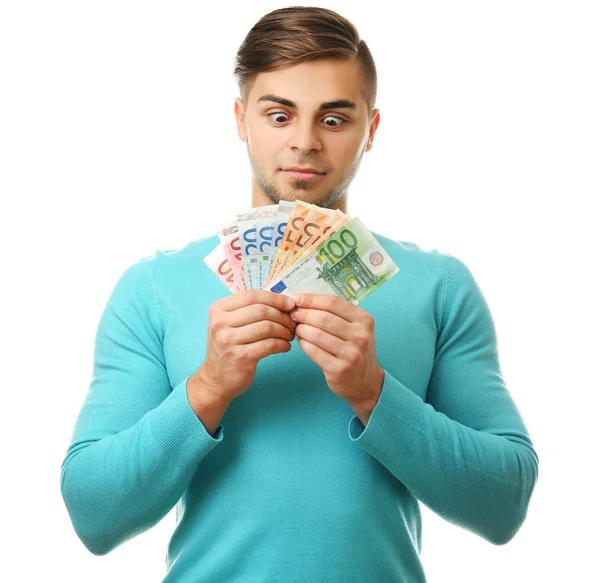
{"left": 60, "top": 7, "right": 539, "bottom": 582}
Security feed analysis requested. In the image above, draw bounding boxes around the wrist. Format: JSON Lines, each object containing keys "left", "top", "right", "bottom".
{"left": 186, "top": 373, "right": 232, "bottom": 436}
{"left": 350, "top": 366, "right": 384, "bottom": 425}
{"left": 351, "top": 397, "right": 377, "bottom": 425}
{"left": 191, "top": 364, "right": 232, "bottom": 403}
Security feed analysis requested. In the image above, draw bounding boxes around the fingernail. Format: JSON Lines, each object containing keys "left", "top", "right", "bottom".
{"left": 290, "top": 309, "right": 297, "bottom": 320}
{"left": 294, "top": 294, "right": 303, "bottom": 304}
{"left": 285, "top": 296, "right": 295, "bottom": 309}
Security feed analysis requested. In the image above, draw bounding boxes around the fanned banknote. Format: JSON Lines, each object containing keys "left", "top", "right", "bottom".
{"left": 203, "top": 243, "right": 238, "bottom": 293}
{"left": 236, "top": 208, "right": 260, "bottom": 290}
{"left": 267, "top": 200, "right": 295, "bottom": 281}
{"left": 255, "top": 204, "right": 279, "bottom": 289}
{"left": 218, "top": 220, "right": 245, "bottom": 292}
{"left": 266, "top": 202, "right": 312, "bottom": 284}
{"left": 265, "top": 217, "right": 399, "bottom": 305}
{"left": 266, "top": 203, "right": 339, "bottom": 285}
{"left": 203, "top": 201, "right": 399, "bottom": 303}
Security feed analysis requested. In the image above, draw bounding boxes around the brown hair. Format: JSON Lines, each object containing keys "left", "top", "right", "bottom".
{"left": 233, "top": 6, "right": 377, "bottom": 118}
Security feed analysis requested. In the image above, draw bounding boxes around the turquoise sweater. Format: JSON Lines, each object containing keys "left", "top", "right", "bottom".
{"left": 60, "top": 232, "right": 539, "bottom": 582}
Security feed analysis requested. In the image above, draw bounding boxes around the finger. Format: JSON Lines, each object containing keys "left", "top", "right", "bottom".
{"left": 296, "top": 337, "right": 339, "bottom": 373}
{"left": 221, "top": 289, "right": 295, "bottom": 313}
{"left": 229, "top": 303, "right": 297, "bottom": 330}
{"left": 293, "top": 293, "right": 365, "bottom": 323}
{"left": 294, "top": 323, "right": 346, "bottom": 358}
{"left": 244, "top": 337, "right": 292, "bottom": 361}
{"left": 235, "top": 321, "right": 295, "bottom": 344}
{"left": 289, "top": 307, "right": 352, "bottom": 340}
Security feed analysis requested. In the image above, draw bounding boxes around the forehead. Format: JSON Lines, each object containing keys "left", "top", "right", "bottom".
{"left": 249, "top": 58, "right": 365, "bottom": 113}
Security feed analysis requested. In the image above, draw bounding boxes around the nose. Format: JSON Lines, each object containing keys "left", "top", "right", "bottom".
{"left": 287, "top": 119, "right": 322, "bottom": 153}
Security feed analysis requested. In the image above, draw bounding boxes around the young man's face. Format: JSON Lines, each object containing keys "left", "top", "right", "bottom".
{"left": 234, "top": 58, "right": 380, "bottom": 209}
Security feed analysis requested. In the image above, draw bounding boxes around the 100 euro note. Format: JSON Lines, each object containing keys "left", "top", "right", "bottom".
{"left": 264, "top": 217, "right": 399, "bottom": 305}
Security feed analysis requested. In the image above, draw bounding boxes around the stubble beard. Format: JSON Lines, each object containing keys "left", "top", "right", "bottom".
{"left": 246, "top": 142, "right": 364, "bottom": 210}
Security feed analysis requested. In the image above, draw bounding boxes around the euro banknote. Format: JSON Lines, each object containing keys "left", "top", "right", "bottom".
{"left": 204, "top": 202, "right": 399, "bottom": 304}
{"left": 265, "top": 217, "right": 399, "bottom": 305}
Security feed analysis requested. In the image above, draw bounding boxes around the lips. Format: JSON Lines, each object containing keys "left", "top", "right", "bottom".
{"left": 283, "top": 167, "right": 325, "bottom": 174}
{"left": 281, "top": 169, "right": 326, "bottom": 181}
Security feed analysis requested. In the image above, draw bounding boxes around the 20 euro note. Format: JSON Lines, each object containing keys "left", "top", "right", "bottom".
{"left": 264, "top": 217, "right": 399, "bottom": 305}
{"left": 255, "top": 204, "right": 279, "bottom": 289}
{"left": 236, "top": 208, "right": 260, "bottom": 289}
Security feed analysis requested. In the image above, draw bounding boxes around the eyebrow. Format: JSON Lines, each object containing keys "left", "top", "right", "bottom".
{"left": 256, "top": 94, "right": 358, "bottom": 112}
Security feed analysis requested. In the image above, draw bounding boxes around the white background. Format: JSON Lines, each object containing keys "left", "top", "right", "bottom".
{"left": 1, "top": 1, "right": 598, "bottom": 581}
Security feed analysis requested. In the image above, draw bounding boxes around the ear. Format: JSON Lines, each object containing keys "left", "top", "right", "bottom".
{"left": 234, "top": 98, "right": 247, "bottom": 142}
{"left": 365, "top": 109, "right": 380, "bottom": 152}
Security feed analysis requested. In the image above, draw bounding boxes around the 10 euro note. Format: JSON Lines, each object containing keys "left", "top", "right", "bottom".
{"left": 264, "top": 217, "right": 399, "bottom": 305}
{"left": 218, "top": 221, "right": 246, "bottom": 292}
{"left": 203, "top": 243, "right": 238, "bottom": 293}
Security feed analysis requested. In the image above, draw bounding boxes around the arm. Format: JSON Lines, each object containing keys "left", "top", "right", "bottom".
{"left": 59, "top": 255, "right": 224, "bottom": 556}
{"left": 348, "top": 253, "right": 540, "bottom": 545}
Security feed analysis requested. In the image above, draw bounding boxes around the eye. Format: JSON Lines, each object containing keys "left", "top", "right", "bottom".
{"left": 322, "top": 115, "right": 347, "bottom": 128}
{"left": 267, "top": 112, "right": 347, "bottom": 128}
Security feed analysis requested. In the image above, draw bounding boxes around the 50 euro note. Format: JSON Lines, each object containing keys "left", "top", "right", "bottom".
{"left": 264, "top": 217, "right": 399, "bottom": 305}
{"left": 267, "top": 200, "right": 295, "bottom": 280}
{"left": 266, "top": 201, "right": 340, "bottom": 285}
{"left": 285, "top": 209, "right": 349, "bottom": 267}
{"left": 273, "top": 204, "right": 340, "bottom": 279}
{"left": 266, "top": 202, "right": 311, "bottom": 284}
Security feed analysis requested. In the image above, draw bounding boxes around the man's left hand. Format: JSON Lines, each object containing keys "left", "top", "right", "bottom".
{"left": 290, "top": 293, "right": 384, "bottom": 424}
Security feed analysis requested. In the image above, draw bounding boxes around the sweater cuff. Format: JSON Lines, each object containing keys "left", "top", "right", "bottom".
{"left": 348, "top": 369, "right": 424, "bottom": 464}
{"left": 147, "top": 376, "right": 224, "bottom": 474}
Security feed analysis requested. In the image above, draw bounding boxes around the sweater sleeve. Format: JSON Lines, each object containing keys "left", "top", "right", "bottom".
{"left": 347, "top": 253, "right": 539, "bottom": 545}
{"left": 59, "top": 254, "right": 223, "bottom": 556}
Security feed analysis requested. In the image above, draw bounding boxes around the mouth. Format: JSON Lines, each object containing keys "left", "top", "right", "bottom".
{"left": 281, "top": 168, "right": 326, "bottom": 180}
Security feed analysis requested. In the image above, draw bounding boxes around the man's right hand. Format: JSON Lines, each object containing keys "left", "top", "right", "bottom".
{"left": 188, "top": 290, "right": 297, "bottom": 406}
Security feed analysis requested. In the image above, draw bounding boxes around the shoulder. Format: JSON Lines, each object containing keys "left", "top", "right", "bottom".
{"left": 155, "top": 233, "right": 220, "bottom": 264}
{"left": 152, "top": 233, "right": 220, "bottom": 277}
{"left": 372, "top": 229, "right": 476, "bottom": 275}
{"left": 370, "top": 229, "right": 450, "bottom": 276}
{"left": 111, "top": 233, "right": 219, "bottom": 298}
{"left": 369, "top": 230, "right": 484, "bottom": 314}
